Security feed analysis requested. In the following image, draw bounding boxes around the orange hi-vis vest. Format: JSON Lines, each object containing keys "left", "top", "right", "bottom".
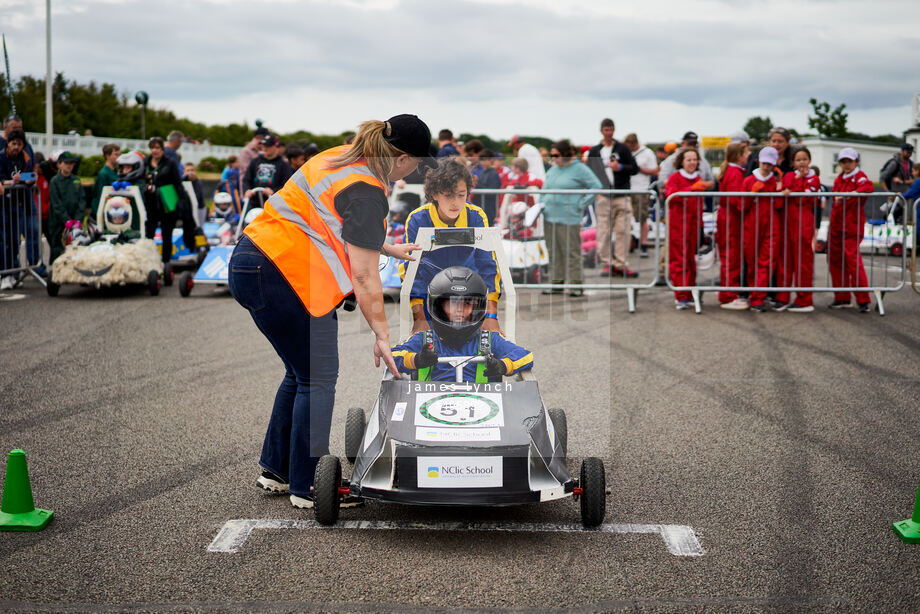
{"left": 244, "top": 145, "right": 386, "bottom": 316}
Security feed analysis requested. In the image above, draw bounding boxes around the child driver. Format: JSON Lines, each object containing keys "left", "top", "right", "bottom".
{"left": 392, "top": 266, "right": 532, "bottom": 382}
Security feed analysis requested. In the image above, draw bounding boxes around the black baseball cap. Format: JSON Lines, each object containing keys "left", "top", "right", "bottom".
{"left": 384, "top": 114, "right": 435, "bottom": 168}
{"left": 254, "top": 127, "right": 270, "bottom": 137}
{"left": 901, "top": 142, "right": 914, "bottom": 152}
{"left": 260, "top": 134, "right": 280, "bottom": 147}
{"left": 682, "top": 131, "right": 699, "bottom": 143}
{"left": 57, "top": 151, "right": 79, "bottom": 162}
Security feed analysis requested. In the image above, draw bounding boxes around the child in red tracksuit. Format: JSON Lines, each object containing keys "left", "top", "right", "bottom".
{"left": 777, "top": 147, "right": 821, "bottom": 312}
{"left": 742, "top": 146, "right": 781, "bottom": 311}
{"left": 665, "top": 148, "right": 707, "bottom": 309}
{"left": 717, "top": 142, "right": 750, "bottom": 309}
{"left": 828, "top": 147, "right": 873, "bottom": 311}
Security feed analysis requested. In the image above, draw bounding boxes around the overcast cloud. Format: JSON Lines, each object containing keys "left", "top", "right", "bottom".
{"left": 1, "top": 0, "right": 917, "bottom": 143}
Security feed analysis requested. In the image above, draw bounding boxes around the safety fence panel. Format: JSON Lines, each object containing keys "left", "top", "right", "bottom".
{"left": 663, "top": 190, "right": 908, "bottom": 315}
{"left": 469, "top": 187, "right": 662, "bottom": 313}
{"left": 909, "top": 197, "right": 920, "bottom": 297}
{"left": 0, "top": 184, "right": 45, "bottom": 284}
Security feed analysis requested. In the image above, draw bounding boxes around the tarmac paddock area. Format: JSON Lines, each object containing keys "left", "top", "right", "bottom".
{"left": 1, "top": 277, "right": 919, "bottom": 613}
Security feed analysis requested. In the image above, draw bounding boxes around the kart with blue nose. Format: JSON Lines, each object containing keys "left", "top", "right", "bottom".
{"left": 312, "top": 226, "right": 607, "bottom": 527}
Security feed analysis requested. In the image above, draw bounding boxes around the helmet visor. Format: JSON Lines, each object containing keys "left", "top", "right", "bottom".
{"left": 434, "top": 295, "right": 486, "bottom": 328}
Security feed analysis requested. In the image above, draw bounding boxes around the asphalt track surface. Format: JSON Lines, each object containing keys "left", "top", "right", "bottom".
{"left": 1, "top": 257, "right": 919, "bottom": 613}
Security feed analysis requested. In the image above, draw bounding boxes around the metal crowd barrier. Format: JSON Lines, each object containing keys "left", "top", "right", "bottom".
{"left": 663, "top": 190, "right": 908, "bottom": 315}
{"left": 910, "top": 197, "right": 919, "bottom": 297}
{"left": 470, "top": 187, "right": 661, "bottom": 313}
{"left": 0, "top": 183, "right": 46, "bottom": 287}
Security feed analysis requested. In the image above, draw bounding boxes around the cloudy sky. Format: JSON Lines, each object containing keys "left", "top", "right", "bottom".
{"left": 2, "top": 0, "right": 918, "bottom": 145}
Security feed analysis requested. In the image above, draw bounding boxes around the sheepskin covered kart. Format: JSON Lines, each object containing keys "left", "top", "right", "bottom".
{"left": 47, "top": 186, "right": 166, "bottom": 297}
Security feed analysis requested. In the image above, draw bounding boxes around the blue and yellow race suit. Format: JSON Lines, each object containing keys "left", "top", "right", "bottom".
{"left": 398, "top": 203, "right": 502, "bottom": 312}
{"left": 392, "top": 330, "right": 533, "bottom": 382}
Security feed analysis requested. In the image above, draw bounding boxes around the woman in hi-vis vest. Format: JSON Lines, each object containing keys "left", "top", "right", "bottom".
{"left": 229, "top": 115, "right": 434, "bottom": 509}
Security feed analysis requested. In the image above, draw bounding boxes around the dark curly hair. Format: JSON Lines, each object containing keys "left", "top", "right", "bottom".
{"left": 424, "top": 158, "right": 473, "bottom": 203}
{"left": 551, "top": 139, "right": 577, "bottom": 161}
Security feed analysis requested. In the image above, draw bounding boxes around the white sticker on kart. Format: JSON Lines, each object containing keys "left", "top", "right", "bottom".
{"left": 414, "top": 392, "right": 504, "bottom": 428}
{"left": 415, "top": 427, "right": 501, "bottom": 442}
{"left": 417, "top": 456, "right": 502, "bottom": 488}
{"left": 391, "top": 402, "right": 407, "bottom": 422}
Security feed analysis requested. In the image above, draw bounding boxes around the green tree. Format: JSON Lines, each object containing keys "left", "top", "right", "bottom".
{"left": 743, "top": 116, "right": 773, "bottom": 143}
{"left": 807, "top": 98, "right": 848, "bottom": 138}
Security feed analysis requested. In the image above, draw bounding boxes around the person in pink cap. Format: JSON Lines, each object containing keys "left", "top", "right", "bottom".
{"left": 741, "top": 146, "right": 782, "bottom": 311}
{"left": 828, "top": 147, "right": 873, "bottom": 311}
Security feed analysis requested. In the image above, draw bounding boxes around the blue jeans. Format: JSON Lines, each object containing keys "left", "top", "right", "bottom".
{"left": 229, "top": 235, "right": 339, "bottom": 497}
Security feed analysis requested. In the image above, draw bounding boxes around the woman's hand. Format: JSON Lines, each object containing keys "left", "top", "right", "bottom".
{"left": 383, "top": 242, "right": 420, "bottom": 261}
{"left": 374, "top": 336, "right": 400, "bottom": 378}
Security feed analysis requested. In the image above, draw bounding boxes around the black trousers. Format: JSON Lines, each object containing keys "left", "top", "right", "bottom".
{"left": 144, "top": 193, "right": 198, "bottom": 264}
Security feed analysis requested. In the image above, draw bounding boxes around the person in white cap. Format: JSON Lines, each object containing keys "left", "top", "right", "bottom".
{"left": 741, "top": 146, "right": 781, "bottom": 312}
{"left": 828, "top": 147, "right": 873, "bottom": 311}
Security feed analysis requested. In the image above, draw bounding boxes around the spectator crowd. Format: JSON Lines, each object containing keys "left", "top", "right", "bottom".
{"left": 1, "top": 113, "right": 917, "bottom": 315}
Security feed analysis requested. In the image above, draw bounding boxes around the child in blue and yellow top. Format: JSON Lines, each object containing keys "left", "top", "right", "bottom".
{"left": 400, "top": 158, "right": 502, "bottom": 334}
{"left": 392, "top": 266, "right": 532, "bottom": 382}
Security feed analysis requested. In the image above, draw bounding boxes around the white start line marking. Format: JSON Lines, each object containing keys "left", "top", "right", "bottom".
{"left": 207, "top": 519, "right": 704, "bottom": 557}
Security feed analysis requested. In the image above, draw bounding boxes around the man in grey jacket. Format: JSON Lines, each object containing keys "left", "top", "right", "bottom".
{"left": 880, "top": 143, "right": 915, "bottom": 222}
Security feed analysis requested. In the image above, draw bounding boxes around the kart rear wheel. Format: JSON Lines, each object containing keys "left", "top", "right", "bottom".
{"left": 147, "top": 270, "right": 160, "bottom": 296}
{"left": 46, "top": 280, "right": 60, "bottom": 297}
{"left": 314, "top": 455, "right": 342, "bottom": 526}
{"left": 163, "top": 262, "right": 174, "bottom": 286}
{"left": 815, "top": 240, "right": 826, "bottom": 254}
{"left": 890, "top": 243, "right": 903, "bottom": 257}
{"left": 525, "top": 264, "right": 542, "bottom": 284}
{"left": 579, "top": 457, "right": 606, "bottom": 527}
{"left": 178, "top": 271, "right": 193, "bottom": 297}
{"left": 344, "top": 407, "right": 366, "bottom": 464}
{"left": 548, "top": 408, "right": 567, "bottom": 457}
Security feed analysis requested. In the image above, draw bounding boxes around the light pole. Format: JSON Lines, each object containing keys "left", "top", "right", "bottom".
{"left": 45, "top": 0, "right": 52, "bottom": 153}
{"left": 135, "top": 91, "right": 148, "bottom": 140}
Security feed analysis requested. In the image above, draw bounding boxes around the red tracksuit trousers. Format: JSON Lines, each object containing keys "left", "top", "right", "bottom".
{"left": 744, "top": 199, "right": 779, "bottom": 306}
{"left": 668, "top": 198, "right": 701, "bottom": 302}
{"left": 775, "top": 204, "right": 815, "bottom": 306}
{"left": 827, "top": 204, "right": 870, "bottom": 304}
{"left": 716, "top": 204, "right": 744, "bottom": 303}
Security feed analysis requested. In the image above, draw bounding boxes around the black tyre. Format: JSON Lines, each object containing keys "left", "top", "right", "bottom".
{"left": 196, "top": 246, "right": 208, "bottom": 266}
{"left": 548, "top": 408, "right": 567, "bottom": 457}
{"left": 525, "top": 264, "right": 542, "bottom": 284}
{"left": 815, "top": 240, "right": 826, "bottom": 254}
{"left": 46, "top": 280, "right": 60, "bottom": 297}
{"left": 163, "top": 262, "right": 174, "bottom": 286}
{"left": 344, "top": 407, "right": 366, "bottom": 464}
{"left": 178, "top": 271, "right": 193, "bottom": 297}
{"left": 314, "top": 455, "right": 342, "bottom": 526}
{"left": 147, "top": 270, "right": 160, "bottom": 296}
{"left": 580, "top": 457, "right": 606, "bottom": 527}
{"left": 583, "top": 247, "right": 597, "bottom": 269}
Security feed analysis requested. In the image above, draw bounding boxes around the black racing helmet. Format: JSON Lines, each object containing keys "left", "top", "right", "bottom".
{"left": 426, "top": 266, "right": 488, "bottom": 348}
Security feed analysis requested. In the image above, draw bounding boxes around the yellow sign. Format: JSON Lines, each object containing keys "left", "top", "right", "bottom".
{"left": 701, "top": 136, "right": 731, "bottom": 149}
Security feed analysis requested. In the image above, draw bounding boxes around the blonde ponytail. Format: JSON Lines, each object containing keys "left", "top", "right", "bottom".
{"left": 326, "top": 119, "right": 405, "bottom": 185}
{"left": 721, "top": 142, "right": 748, "bottom": 177}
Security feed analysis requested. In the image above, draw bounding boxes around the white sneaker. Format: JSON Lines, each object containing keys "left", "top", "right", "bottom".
{"left": 720, "top": 298, "right": 749, "bottom": 311}
{"left": 0, "top": 276, "right": 13, "bottom": 290}
{"left": 290, "top": 494, "right": 314, "bottom": 509}
{"left": 787, "top": 304, "right": 814, "bottom": 313}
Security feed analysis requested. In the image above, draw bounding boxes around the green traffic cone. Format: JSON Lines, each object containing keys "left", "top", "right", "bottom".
{"left": 0, "top": 449, "right": 54, "bottom": 531}
{"left": 892, "top": 481, "right": 920, "bottom": 544}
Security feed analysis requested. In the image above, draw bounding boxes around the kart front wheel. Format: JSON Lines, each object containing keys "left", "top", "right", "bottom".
{"left": 163, "top": 262, "right": 174, "bottom": 286}
{"left": 890, "top": 243, "right": 903, "bottom": 257}
{"left": 178, "top": 271, "right": 193, "bottom": 297}
{"left": 579, "top": 457, "right": 606, "bottom": 528}
{"left": 344, "top": 407, "right": 366, "bottom": 464}
{"left": 46, "top": 280, "right": 60, "bottom": 297}
{"left": 314, "top": 455, "right": 342, "bottom": 526}
{"left": 147, "top": 270, "right": 160, "bottom": 296}
{"left": 548, "top": 408, "right": 567, "bottom": 457}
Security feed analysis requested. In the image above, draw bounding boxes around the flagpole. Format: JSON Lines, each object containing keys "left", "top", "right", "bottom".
{"left": 45, "top": 0, "right": 53, "bottom": 154}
